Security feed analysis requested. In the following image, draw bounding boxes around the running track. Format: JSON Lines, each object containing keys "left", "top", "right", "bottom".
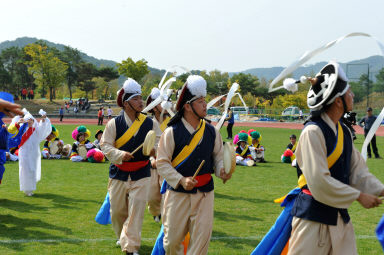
{"left": 3, "top": 117, "right": 384, "bottom": 136}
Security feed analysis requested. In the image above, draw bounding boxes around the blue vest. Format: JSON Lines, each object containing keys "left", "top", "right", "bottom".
{"left": 291, "top": 117, "right": 353, "bottom": 225}
{"left": 228, "top": 112, "right": 234, "bottom": 124}
{"left": 109, "top": 114, "right": 153, "bottom": 181}
{"left": 167, "top": 120, "right": 216, "bottom": 193}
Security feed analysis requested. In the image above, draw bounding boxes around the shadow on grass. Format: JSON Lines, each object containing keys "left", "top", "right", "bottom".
{"left": 0, "top": 199, "right": 49, "bottom": 212}
{"left": 139, "top": 244, "right": 154, "bottom": 254}
{"left": 35, "top": 193, "right": 99, "bottom": 209}
{"left": 214, "top": 210, "right": 262, "bottom": 222}
{"left": 215, "top": 192, "right": 271, "bottom": 204}
{"left": 0, "top": 214, "right": 73, "bottom": 251}
{"left": 211, "top": 230, "right": 260, "bottom": 251}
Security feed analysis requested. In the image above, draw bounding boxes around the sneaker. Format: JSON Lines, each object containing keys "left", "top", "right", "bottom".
{"left": 153, "top": 215, "right": 161, "bottom": 223}
{"left": 116, "top": 240, "right": 121, "bottom": 247}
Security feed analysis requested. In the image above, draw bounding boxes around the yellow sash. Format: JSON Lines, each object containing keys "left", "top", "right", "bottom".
{"left": 115, "top": 113, "right": 147, "bottom": 149}
{"left": 298, "top": 122, "right": 344, "bottom": 188}
{"left": 160, "top": 116, "right": 170, "bottom": 132}
{"left": 291, "top": 142, "right": 297, "bottom": 153}
{"left": 171, "top": 119, "right": 206, "bottom": 168}
{"left": 240, "top": 145, "right": 249, "bottom": 157}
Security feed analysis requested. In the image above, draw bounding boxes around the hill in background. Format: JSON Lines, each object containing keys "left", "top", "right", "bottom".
{"left": 1, "top": 37, "right": 384, "bottom": 82}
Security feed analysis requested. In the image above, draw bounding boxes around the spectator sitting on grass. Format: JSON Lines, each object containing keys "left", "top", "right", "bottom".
{"left": 235, "top": 133, "right": 254, "bottom": 166}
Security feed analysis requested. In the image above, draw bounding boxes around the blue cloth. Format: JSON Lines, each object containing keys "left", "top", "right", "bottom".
{"left": 95, "top": 192, "right": 111, "bottom": 225}
{"left": 151, "top": 224, "right": 166, "bottom": 255}
{"left": 0, "top": 92, "right": 14, "bottom": 120}
{"left": 376, "top": 214, "right": 384, "bottom": 251}
{"left": 8, "top": 122, "right": 27, "bottom": 150}
{"left": 251, "top": 188, "right": 301, "bottom": 255}
{"left": 0, "top": 149, "right": 6, "bottom": 184}
{"left": 0, "top": 92, "right": 14, "bottom": 184}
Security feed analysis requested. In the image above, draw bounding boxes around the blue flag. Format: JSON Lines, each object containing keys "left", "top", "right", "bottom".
{"left": 376, "top": 214, "right": 384, "bottom": 251}
{"left": 95, "top": 192, "right": 111, "bottom": 225}
{"left": 251, "top": 188, "right": 300, "bottom": 255}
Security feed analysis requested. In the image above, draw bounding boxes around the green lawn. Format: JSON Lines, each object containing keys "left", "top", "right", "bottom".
{"left": 1, "top": 124, "right": 384, "bottom": 254}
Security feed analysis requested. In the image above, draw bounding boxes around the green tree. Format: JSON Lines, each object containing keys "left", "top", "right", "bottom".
{"left": 200, "top": 70, "right": 229, "bottom": 96}
{"left": 0, "top": 46, "right": 33, "bottom": 94}
{"left": 61, "top": 46, "right": 83, "bottom": 99}
{"left": 230, "top": 73, "right": 260, "bottom": 96}
{"left": 24, "top": 43, "right": 68, "bottom": 101}
{"left": 77, "top": 62, "right": 98, "bottom": 98}
{"left": 373, "top": 68, "right": 384, "bottom": 93}
{"left": 0, "top": 59, "right": 11, "bottom": 91}
{"left": 97, "top": 66, "right": 120, "bottom": 99}
{"left": 116, "top": 57, "right": 149, "bottom": 82}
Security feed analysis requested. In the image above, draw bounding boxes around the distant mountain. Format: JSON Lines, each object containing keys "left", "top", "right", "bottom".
{"left": 0, "top": 37, "right": 165, "bottom": 85}
{"left": 233, "top": 55, "right": 384, "bottom": 82}
{"left": 2, "top": 37, "right": 383, "bottom": 84}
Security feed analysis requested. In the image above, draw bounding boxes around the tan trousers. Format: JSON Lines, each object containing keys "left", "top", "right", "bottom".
{"left": 162, "top": 189, "right": 214, "bottom": 255}
{"left": 288, "top": 215, "right": 357, "bottom": 255}
{"left": 147, "top": 169, "right": 164, "bottom": 217}
{"left": 108, "top": 177, "right": 150, "bottom": 253}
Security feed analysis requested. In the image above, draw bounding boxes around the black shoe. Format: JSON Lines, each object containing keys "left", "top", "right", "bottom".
{"left": 368, "top": 155, "right": 372, "bottom": 158}
{"left": 375, "top": 155, "right": 382, "bottom": 159}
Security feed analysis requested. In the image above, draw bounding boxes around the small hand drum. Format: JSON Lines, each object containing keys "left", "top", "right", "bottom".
{"left": 50, "top": 140, "right": 62, "bottom": 155}
{"left": 246, "top": 160, "right": 255, "bottom": 167}
{"left": 78, "top": 144, "right": 88, "bottom": 159}
{"left": 223, "top": 142, "right": 236, "bottom": 174}
{"left": 61, "top": 144, "right": 72, "bottom": 157}
{"left": 142, "top": 130, "right": 156, "bottom": 156}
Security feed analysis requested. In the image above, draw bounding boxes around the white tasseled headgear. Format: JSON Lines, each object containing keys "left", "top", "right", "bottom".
{"left": 186, "top": 75, "right": 207, "bottom": 101}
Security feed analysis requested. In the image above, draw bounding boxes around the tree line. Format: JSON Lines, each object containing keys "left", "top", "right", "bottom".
{"left": 1, "top": 41, "right": 382, "bottom": 111}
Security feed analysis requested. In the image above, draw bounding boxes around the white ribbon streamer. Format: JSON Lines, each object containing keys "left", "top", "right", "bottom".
{"left": 207, "top": 95, "right": 226, "bottom": 110}
{"left": 142, "top": 77, "right": 176, "bottom": 113}
{"left": 268, "top": 32, "right": 384, "bottom": 92}
{"left": 361, "top": 107, "right": 384, "bottom": 161}
{"left": 234, "top": 93, "right": 248, "bottom": 110}
{"left": 215, "top": 83, "right": 239, "bottom": 130}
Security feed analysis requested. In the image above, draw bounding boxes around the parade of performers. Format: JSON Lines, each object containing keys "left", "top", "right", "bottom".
{"left": 100, "top": 78, "right": 160, "bottom": 255}
{"left": 3, "top": 30, "right": 384, "bottom": 255}
{"left": 156, "top": 75, "right": 231, "bottom": 254}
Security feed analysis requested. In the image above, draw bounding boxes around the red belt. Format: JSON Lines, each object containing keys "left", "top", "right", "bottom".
{"left": 194, "top": 174, "right": 212, "bottom": 187}
{"left": 302, "top": 188, "right": 312, "bottom": 196}
{"left": 115, "top": 160, "right": 149, "bottom": 172}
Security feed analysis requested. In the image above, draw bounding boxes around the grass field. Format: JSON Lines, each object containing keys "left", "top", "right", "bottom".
{"left": 1, "top": 123, "right": 384, "bottom": 254}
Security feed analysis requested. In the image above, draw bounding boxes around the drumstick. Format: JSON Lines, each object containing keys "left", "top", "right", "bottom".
{"left": 131, "top": 143, "right": 144, "bottom": 155}
{"left": 192, "top": 160, "right": 205, "bottom": 180}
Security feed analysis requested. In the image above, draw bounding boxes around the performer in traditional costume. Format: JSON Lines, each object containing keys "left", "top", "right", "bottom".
{"left": 18, "top": 109, "right": 52, "bottom": 196}
{"left": 249, "top": 131, "right": 265, "bottom": 163}
{"left": 235, "top": 132, "right": 254, "bottom": 166}
{"left": 100, "top": 78, "right": 160, "bottom": 255}
{"left": 70, "top": 126, "right": 94, "bottom": 162}
{"left": 156, "top": 75, "right": 231, "bottom": 255}
{"left": 288, "top": 62, "right": 384, "bottom": 254}
{"left": 146, "top": 87, "right": 170, "bottom": 222}
{"left": 42, "top": 125, "right": 63, "bottom": 159}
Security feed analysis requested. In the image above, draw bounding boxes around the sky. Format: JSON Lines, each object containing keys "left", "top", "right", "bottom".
{"left": 1, "top": 0, "right": 383, "bottom": 72}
